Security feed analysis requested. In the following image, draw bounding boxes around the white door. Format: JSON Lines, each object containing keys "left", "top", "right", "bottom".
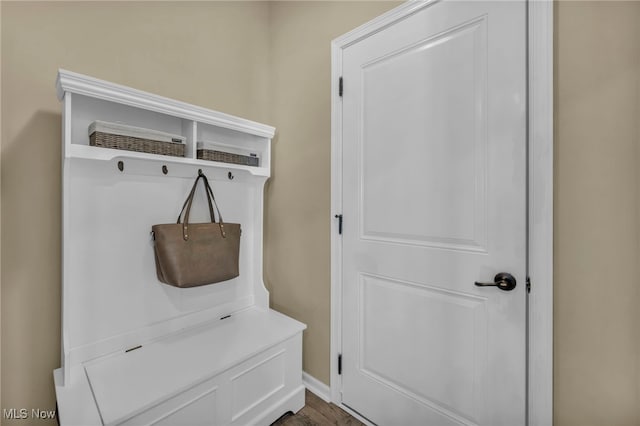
{"left": 340, "top": 1, "right": 527, "bottom": 425}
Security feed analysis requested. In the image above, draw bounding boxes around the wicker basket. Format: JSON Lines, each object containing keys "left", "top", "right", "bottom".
{"left": 88, "top": 121, "right": 186, "bottom": 157}
{"left": 90, "top": 132, "right": 185, "bottom": 157}
{"left": 197, "top": 148, "right": 259, "bottom": 167}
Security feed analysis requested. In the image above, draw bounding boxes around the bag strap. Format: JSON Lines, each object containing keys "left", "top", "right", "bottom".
{"left": 178, "top": 172, "right": 226, "bottom": 240}
{"left": 177, "top": 173, "right": 215, "bottom": 223}
{"left": 201, "top": 174, "right": 225, "bottom": 223}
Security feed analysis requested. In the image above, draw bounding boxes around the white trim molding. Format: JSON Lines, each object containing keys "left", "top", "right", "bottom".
{"left": 330, "top": 1, "right": 554, "bottom": 424}
{"left": 302, "top": 372, "right": 331, "bottom": 403}
{"left": 56, "top": 69, "right": 275, "bottom": 139}
{"left": 527, "top": 1, "right": 554, "bottom": 425}
{"left": 302, "top": 372, "right": 375, "bottom": 426}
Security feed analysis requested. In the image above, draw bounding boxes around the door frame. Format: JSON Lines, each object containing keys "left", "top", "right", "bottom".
{"left": 329, "top": 1, "right": 553, "bottom": 425}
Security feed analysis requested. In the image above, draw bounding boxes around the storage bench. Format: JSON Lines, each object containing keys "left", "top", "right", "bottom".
{"left": 55, "top": 308, "right": 305, "bottom": 426}
{"left": 54, "top": 70, "right": 305, "bottom": 426}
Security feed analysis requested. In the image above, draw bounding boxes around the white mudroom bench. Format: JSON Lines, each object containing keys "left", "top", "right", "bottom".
{"left": 53, "top": 70, "right": 306, "bottom": 426}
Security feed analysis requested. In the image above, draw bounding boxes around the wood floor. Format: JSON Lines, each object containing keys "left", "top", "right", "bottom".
{"left": 271, "top": 390, "right": 365, "bottom": 426}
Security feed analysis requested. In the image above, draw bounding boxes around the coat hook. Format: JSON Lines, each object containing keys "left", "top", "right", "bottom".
{"left": 117, "top": 161, "right": 124, "bottom": 172}
{"left": 162, "top": 165, "right": 168, "bottom": 175}
{"left": 228, "top": 172, "right": 234, "bottom": 180}
{"left": 198, "top": 169, "right": 203, "bottom": 176}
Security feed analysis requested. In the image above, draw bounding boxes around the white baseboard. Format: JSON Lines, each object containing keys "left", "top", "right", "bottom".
{"left": 301, "top": 372, "right": 331, "bottom": 403}
{"left": 301, "top": 372, "right": 375, "bottom": 426}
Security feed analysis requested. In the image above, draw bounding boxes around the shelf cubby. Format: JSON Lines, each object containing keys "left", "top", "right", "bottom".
{"left": 58, "top": 69, "right": 274, "bottom": 176}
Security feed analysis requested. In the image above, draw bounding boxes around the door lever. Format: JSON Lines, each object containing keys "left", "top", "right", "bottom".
{"left": 475, "top": 272, "right": 517, "bottom": 291}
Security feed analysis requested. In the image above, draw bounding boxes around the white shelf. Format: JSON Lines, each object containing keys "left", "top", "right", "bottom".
{"left": 67, "top": 144, "right": 270, "bottom": 177}
{"left": 60, "top": 69, "right": 273, "bottom": 177}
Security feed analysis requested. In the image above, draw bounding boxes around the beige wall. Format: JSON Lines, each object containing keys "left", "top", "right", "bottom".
{"left": 0, "top": 0, "right": 397, "bottom": 420}
{"left": 265, "top": 0, "right": 398, "bottom": 385}
{"left": 0, "top": 1, "right": 3, "bottom": 415}
{"left": 0, "top": 2, "right": 271, "bottom": 424}
{"left": 554, "top": 1, "right": 640, "bottom": 425}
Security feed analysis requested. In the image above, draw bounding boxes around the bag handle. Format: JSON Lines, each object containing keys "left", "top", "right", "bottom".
{"left": 178, "top": 171, "right": 226, "bottom": 240}
{"left": 201, "top": 173, "right": 225, "bottom": 224}
{"left": 177, "top": 174, "right": 215, "bottom": 224}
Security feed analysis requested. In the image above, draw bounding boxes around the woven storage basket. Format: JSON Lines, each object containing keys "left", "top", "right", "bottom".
{"left": 90, "top": 133, "right": 185, "bottom": 157}
{"left": 88, "top": 121, "right": 185, "bottom": 157}
{"left": 197, "top": 146, "right": 259, "bottom": 167}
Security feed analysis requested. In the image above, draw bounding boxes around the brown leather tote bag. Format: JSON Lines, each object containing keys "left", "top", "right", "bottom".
{"left": 151, "top": 172, "right": 240, "bottom": 288}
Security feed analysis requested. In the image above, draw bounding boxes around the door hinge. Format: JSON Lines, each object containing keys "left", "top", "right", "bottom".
{"left": 339, "top": 77, "right": 343, "bottom": 97}
{"left": 526, "top": 276, "right": 531, "bottom": 293}
{"left": 335, "top": 214, "right": 343, "bottom": 234}
{"left": 338, "top": 353, "right": 342, "bottom": 375}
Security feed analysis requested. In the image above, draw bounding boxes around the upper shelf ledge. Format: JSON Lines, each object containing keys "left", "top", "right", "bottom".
{"left": 55, "top": 69, "right": 275, "bottom": 139}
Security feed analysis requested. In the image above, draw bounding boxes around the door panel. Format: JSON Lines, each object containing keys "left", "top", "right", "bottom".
{"left": 340, "top": 2, "right": 527, "bottom": 425}
{"left": 359, "top": 273, "right": 487, "bottom": 423}
{"left": 361, "top": 17, "right": 487, "bottom": 251}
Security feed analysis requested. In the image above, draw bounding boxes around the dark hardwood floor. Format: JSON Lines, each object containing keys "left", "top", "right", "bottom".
{"left": 271, "top": 390, "right": 365, "bottom": 426}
